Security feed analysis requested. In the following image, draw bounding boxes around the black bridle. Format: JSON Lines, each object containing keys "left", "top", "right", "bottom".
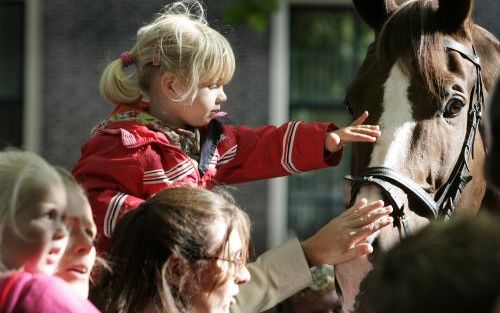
{"left": 345, "top": 38, "right": 484, "bottom": 235}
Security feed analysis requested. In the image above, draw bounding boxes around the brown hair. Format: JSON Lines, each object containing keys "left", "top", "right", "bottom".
{"left": 90, "top": 186, "right": 251, "bottom": 313}
{"left": 376, "top": 1, "right": 473, "bottom": 100}
{"left": 354, "top": 213, "right": 500, "bottom": 313}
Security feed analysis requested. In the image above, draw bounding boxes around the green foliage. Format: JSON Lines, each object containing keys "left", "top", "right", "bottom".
{"left": 223, "top": 0, "right": 279, "bottom": 33}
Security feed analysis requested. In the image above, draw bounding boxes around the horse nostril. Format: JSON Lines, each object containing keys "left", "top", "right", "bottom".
{"left": 426, "top": 174, "right": 432, "bottom": 185}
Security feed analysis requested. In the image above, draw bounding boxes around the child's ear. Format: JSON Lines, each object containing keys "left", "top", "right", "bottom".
{"left": 165, "top": 255, "right": 187, "bottom": 287}
{"left": 160, "top": 72, "right": 179, "bottom": 100}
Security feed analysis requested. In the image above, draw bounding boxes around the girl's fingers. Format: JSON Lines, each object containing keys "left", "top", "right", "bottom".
{"left": 356, "top": 125, "right": 380, "bottom": 130}
{"left": 349, "top": 128, "right": 381, "bottom": 136}
{"left": 346, "top": 134, "right": 378, "bottom": 143}
{"left": 349, "top": 204, "right": 393, "bottom": 228}
{"left": 340, "top": 129, "right": 380, "bottom": 143}
{"left": 352, "top": 111, "right": 369, "bottom": 126}
{"left": 347, "top": 199, "right": 384, "bottom": 219}
{"left": 350, "top": 215, "right": 394, "bottom": 241}
{"left": 344, "top": 198, "right": 370, "bottom": 219}
{"left": 337, "top": 243, "right": 374, "bottom": 264}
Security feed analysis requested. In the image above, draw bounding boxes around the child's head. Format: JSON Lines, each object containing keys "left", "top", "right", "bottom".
{"left": 354, "top": 213, "right": 500, "bottom": 313}
{"left": 0, "top": 150, "right": 68, "bottom": 275}
{"left": 100, "top": 0, "right": 235, "bottom": 127}
{"left": 91, "top": 186, "right": 251, "bottom": 313}
{"left": 55, "top": 168, "right": 97, "bottom": 298}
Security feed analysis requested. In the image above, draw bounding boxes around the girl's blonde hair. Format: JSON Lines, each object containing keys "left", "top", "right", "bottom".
{"left": 0, "top": 150, "right": 64, "bottom": 272}
{"left": 100, "top": 0, "right": 235, "bottom": 106}
{"left": 91, "top": 186, "right": 251, "bottom": 313}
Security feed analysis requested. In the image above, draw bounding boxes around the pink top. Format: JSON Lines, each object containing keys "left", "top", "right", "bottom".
{"left": 0, "top": 272, "right": 100, "bottom": 313}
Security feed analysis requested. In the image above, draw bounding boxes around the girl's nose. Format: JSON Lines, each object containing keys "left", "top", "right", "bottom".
{"left": 217, "top": 86, "right": 227, "bottom": 104}
{"left": 235, "top": 264, "right": 251, "bottom": 285}
{"left": 72, "top": 230, "right": 93, "bottom": 255}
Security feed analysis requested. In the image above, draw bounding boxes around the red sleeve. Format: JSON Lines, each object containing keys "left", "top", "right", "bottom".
{"left": 72, "top": 128, "right": 179, "bottom": 254}
{"left": 214, "top": 121, "right": 342, "bottom": 184}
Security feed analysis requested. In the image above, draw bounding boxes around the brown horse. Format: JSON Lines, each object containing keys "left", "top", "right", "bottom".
{"left": 335, "top": 0, "right": 500, "bottom": 311}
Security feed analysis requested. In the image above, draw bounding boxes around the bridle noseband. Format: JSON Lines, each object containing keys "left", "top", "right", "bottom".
{"left": 345, "top": 38, "right": 484, "bottom": 236}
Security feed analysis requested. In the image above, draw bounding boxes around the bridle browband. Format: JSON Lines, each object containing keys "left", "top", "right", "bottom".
{"left": 345, "top": 38, "right": 484, "bottom": 235}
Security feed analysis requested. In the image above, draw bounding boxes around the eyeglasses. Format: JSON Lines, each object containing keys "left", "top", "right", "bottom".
{"left": 201, "top": 255, "right": 246, "bottom": 272}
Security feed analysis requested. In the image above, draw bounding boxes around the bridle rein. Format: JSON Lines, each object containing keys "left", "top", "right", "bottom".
{"left": 345, "top": 38, "right": 485, "bottom": 236}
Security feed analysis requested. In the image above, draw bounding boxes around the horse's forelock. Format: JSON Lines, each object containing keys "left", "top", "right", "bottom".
{"left": 377, "top": 0, "right": 472, "bottom": 101}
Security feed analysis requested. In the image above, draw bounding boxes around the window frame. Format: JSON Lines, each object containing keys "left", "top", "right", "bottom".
{"left": 267, "top": 0, "right": 355, "bottom": 248}
{"left": 24, "top": 0, "right": 42, "bottom": 152}
{"left": 0, "top": 0, "right": 42, "bottom": 152}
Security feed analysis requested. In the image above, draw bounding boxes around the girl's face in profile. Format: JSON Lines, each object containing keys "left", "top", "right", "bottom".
{"left": 1, "top": 183, "right": 68, "bottom": 274}
{"left": 56, "top": 190, "right": 97, "bottom": 298}
{"left": 189, "top": 219, "right": 251, "bottom": 313}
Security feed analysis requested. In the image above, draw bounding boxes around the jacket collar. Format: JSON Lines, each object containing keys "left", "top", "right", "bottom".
{"left": 94, "top": 104, "right": 201, "bottom": 160}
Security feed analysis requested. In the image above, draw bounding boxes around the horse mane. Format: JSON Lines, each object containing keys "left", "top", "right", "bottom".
{"left": 376, "top": 0, "right": 474, "bottom": 101}
{"left": 472, "top": 25, "right": 500, "bottom": 90}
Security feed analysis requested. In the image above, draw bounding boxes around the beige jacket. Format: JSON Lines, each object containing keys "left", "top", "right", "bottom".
{"left": 232, "top": 238, "right": 313, "bottom": 313}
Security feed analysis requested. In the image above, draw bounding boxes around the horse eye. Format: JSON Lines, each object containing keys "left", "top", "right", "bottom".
{"left": 444, "top": 98, "right": 465, "bottom": 118}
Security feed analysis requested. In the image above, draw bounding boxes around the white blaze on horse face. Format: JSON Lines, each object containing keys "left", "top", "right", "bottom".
{"left": 355, "top": 62, "right": 417, "bottom": 207}
{"left": 340, "top": 63, "right": 417, "bottom": 313}
{"left": 370, "top": 63, "right": 416, "bottom": 168}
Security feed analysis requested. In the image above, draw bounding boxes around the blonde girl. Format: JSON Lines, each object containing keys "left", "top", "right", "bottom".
{"left": 0, "top": 150, "right": 100, "bottom": 313}
{"left": 73, "top": 0, "right": 382, "bottom": 254}
{"left": 0, "top": 150, "right": 67, "bottom": 275}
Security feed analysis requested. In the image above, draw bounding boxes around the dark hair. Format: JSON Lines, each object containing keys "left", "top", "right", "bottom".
{"left": 90, "top": 186, "right": 251, "bottom": 313}
{"left": 354, "top": 213, "right": 500, "bottom": 313}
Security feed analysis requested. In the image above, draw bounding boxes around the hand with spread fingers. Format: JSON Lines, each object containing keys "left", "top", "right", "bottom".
{"left": 325, "top": 111, "right": 381, "bottom": 153}
{"left": 301, "top": 199, "right": 393, "bottom": 266}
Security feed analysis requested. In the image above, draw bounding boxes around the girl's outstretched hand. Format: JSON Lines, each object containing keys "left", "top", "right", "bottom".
{"left": 301, "top": 198, "right": 393, "bottom": 266}
{"left": 325, "top": 111, "right": 381, "bottom": 153}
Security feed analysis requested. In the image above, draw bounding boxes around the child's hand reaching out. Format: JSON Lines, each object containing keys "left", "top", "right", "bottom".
{"left": 325, "top": 111, "right": 380, "bottom": 153}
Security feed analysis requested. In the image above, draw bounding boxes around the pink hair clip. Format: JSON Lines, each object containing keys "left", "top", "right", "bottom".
{"left": 120, "top": 51, "right": 134, "bottom": 67}
{"left": 152, "top": 43, "right": 161, "bottom": 66}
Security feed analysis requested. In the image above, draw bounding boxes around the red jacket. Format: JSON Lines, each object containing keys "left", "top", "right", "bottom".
{"left": 73, "top": 107, "right": 342, "bottom": 253}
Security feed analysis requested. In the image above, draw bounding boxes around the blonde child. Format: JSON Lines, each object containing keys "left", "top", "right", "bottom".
{"left": 56, "top": 168, "right": 98, "bottom": 298}
{"left": 72, "top": 0, "right": 381, "bottom": 253}
{"left": 0, "top": 150, "right": 99, "bottom": 312}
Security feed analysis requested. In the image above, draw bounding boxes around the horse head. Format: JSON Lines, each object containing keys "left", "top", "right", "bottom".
{"left": 335, "top": 0, "right": 500, "bottom": 311}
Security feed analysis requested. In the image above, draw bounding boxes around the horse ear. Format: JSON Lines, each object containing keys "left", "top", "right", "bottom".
{"left": 436, "top": 0, "right": 473, "bottom": 33}
{"left": 353, "top": 0, "right": 398, "bottom": 31}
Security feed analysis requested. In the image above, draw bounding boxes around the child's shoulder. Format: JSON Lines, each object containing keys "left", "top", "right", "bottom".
{"left": 89, "top": 119, "right": 171, "bottom": 149}
{"left": 1, "top": 272, "right": 99, "bottom": 313}
{"left": 0, "top": 272, "right": 63, "bottom": 307}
